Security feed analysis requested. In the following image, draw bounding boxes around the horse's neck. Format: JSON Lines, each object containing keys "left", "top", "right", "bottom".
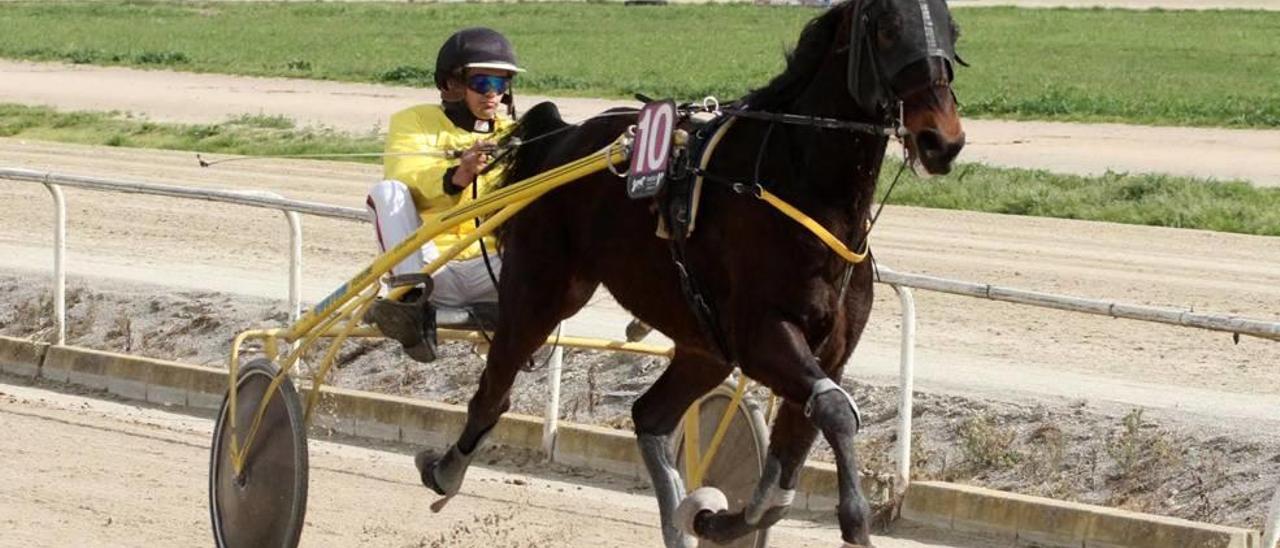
{"left": 774, "top": 122, "right": 885, "bottom": 232}
{"left": 773, "top": 65, "right": 887, "bottom": 226}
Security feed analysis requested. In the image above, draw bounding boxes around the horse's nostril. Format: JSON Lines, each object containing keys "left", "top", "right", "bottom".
{"left": 915, "top": 129, "right": 943, "bottom": 156}
{"left": 913, "top": 129, "right": 964, "bottom": 174}
{"left": 947, "top": 132, "right": 966, "bottom": 160}
{"left": 916, "top": 129, "right": 964, "bottom": 165}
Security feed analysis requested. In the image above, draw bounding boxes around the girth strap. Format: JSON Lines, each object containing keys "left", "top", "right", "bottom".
{"left": 662, "top": 204, "right": 735, "bottom": 365}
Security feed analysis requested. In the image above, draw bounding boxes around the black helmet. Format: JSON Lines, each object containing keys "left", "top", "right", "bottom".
{"left": 433, "top": 27, "right": 524, "bottom": 91}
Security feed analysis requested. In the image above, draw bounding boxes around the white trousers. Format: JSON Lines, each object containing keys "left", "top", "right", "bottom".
{"left": 366, "top": 179, "right": 501, "bottom": 307}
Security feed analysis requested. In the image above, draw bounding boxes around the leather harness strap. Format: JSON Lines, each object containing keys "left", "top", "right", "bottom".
{"left": 657, "top": 112, "right": 873, "bottom": 365}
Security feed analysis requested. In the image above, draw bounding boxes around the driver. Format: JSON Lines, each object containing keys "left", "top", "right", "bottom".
{"left": 364, "top": 27, "right": 522, "bottom": 363}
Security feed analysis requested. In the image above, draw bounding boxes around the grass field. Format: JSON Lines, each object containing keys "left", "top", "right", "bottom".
{"left": 0, "top": 104, "right": 375, "bottom": 159}
{"left": 0, "top": 2, "right": 1276, "bottom": 128}
{"left": 4, "top": 103, "right": 1277, "bottom": 236}
{"left": 887, "top": 160, "right": 1280, "bottom": 236}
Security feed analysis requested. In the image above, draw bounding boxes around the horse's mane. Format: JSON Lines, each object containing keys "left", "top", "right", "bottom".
{"left": 741, "top": 2, "right": 850, "bottom": 110}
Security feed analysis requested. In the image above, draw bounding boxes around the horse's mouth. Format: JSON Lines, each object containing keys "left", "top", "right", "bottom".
{"left": 908, "top": 129, "right": 965, "bottom": 175}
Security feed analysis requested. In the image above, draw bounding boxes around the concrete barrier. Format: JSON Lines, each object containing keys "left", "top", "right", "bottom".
{"left": 0, "top": 340, "right": 1263, "bottom": 547}
{"left": 34, "top": 342, "right": 226, "bottom": 411}
{"left": 902, "top": 481, "right": 1260, "bottom": 548}
{"left": 0, "top": 335, "right": 45, "bottom": 378}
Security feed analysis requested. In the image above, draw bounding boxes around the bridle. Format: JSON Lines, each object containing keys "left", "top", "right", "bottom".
{"left": 703, "top": 0, "right": 961, "bottom": 142}
{"left": 849, "top": 0, "right": 961, "bottom": 121}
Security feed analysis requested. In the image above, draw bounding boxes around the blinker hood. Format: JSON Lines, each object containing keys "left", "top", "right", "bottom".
{"left": 847, "top": 0, "right": 959, "bottom": 117}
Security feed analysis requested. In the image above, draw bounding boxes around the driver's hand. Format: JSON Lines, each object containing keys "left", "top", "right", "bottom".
{"left": 454, "top": 140, "right": 495, "bottom": 188}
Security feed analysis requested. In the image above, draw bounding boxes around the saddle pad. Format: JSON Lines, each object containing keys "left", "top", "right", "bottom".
{"left": 656, "top": 116, "right": 738, "bottom": 240}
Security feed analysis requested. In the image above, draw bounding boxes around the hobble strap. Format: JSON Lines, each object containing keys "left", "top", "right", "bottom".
{"left": 744, "top": 485, "right": 796, "bottom": 525}
{"left": 744, "top": 456, "right": 797, "bottom": 526}
{"left": 804, "top": 378, "right": 863, "bottom": 432}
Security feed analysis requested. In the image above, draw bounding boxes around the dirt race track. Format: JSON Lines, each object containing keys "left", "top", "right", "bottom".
{"left": 1, "top": 138, "right": 1278, "bottom": 431}
{"left": 0, "top": 379, "right": 1004, "bottom": 548}
{"left": 2, "top": 48, "right": 1280, "bottom": 542}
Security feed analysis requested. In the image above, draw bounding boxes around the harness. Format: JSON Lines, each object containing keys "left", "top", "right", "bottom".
{"left": 643, "top": 0, "right": 960, "bottom": 364}
{"left": 651, "top": 102, "right": 897, "bottom": 364}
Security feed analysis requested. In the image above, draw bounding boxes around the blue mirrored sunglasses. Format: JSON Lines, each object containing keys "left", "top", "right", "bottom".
{"left": 466, "top": 74, "right": 511, "bottom": 95}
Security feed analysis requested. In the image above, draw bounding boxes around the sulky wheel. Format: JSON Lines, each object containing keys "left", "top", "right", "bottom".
{"left": 209, "top": 358, "right": 308, "bottom": 548}
{"left": 675, "top": 380, "right": 771, "bottom": 548}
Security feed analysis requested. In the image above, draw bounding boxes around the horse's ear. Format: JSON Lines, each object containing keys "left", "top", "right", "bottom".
{"left": 846, "top": 1, "right": 888, "bottom": 117}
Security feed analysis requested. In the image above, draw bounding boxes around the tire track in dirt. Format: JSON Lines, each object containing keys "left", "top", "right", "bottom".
{"left": 0, "top": 379, "right": 995, "bottom": 547}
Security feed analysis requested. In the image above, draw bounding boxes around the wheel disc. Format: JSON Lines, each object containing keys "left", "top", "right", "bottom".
{"left": 676, "top": 383, "right": 771, "bottom": 548}
{"left": 209, "top": 360, "right": 308, "bottom": 548}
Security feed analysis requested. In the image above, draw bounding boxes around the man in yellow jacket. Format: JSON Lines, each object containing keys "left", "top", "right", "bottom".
{"left": 364, "top": 27, "right": 522, "bottom": 362}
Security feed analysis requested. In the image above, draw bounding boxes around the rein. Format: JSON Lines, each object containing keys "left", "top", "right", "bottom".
{"left": 718, "top": 106, "right": 905, "bottom": 138}
{"left": 744, "top": 183, "right": 870, "bottom": 264}
{"left": 687, "top": 97, "right": 910, "bottom": 266}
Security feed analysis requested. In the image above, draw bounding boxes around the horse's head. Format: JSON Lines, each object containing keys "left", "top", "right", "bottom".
{"left": 845, "top": 0, "right": 966, "bottom": 174}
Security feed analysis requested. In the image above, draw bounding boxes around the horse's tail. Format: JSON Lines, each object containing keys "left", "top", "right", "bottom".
{"left": 497, "top": 101, "right": 572, "bottom": 191}
{"left": 492, "top": 101, "right": 573, "bottom": 247}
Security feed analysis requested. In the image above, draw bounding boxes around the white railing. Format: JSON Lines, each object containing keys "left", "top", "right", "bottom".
{"left": 3, "top": 167, "right": 1277, "bottom": 545}
{"left": 1, "top": 167, "right": 365, "bottom": 326}
{"left": 875, "top": 268, "right": 1280, "bottom": 342}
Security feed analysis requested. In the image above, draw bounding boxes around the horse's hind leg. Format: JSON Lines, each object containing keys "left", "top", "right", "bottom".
{"left": 689, "top": 400, "right": 820, "bottom": 543}
{"left": 415, "top": 254, "right": 593, "bottom": 506}
{"left": 632, "top": 348, "right": 732, "bottom": 548}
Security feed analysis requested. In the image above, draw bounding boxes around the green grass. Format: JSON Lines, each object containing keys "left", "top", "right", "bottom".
{"left": 883, "top": 160, "right": 1280, "bottom": 236}
{"left": 0, "top": 2, "right": 1276, "bottom": 128}
{"left": 0, "top": 104, "right": 380, "bottom": 159}
{"left": 5, "top": 102, "right": 1279, "bottom": 236}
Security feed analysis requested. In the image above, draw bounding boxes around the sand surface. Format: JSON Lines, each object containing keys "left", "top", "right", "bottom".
{"left": 0, "top": 378, "right": 1002, "bottom": 547}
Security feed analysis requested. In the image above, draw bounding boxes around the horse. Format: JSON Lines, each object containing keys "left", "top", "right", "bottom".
{"left": 416, "top": 1, "right": 966, "bottom": 546}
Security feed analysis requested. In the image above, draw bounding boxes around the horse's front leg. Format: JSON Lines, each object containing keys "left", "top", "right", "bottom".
{"left": 684, "top": 320, "right": 873, "bottom": 547}
{"left": 806, "top": 368, "right": 871, "bottom": 546}
{"left": 632, "top": 348, "right": 732, "bottom": 548}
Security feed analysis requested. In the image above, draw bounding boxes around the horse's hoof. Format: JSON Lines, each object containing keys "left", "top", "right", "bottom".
{"left": 414, "top": 449, "right": 448, "bottom": 496}
{"left": 675, "top": 487, "right": 729, "bottom": 537}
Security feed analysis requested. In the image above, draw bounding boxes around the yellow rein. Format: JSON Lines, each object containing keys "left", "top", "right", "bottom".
{"left": 756, "top": 189, "right": 870, "bottom": 264}
{"left": 695, "top": 116, "right": 870, "bottom": 265}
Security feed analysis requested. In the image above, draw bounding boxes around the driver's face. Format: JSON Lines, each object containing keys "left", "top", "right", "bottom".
{"left": 463, "top": 68, "right": 512, "bottom": 121}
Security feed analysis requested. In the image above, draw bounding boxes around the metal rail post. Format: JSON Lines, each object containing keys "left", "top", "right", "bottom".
{"left": 892, "top": 284, "right": 916, "bottom": 496}
{"left": 283, "top": 210, "right": 302, "bottom": 321}
{"left": 43, "top": 182, "right": 66, "bottom": 345}
{"left": 1264, "top": 482, "right": 1280, "bottom": 548}
{"left": 543, "top": 325, "right": 565, "bottom": 460}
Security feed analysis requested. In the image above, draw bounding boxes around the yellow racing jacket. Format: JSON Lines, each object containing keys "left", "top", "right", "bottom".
{"left": 383, "top": 104, "right": 513, "bottom": 261}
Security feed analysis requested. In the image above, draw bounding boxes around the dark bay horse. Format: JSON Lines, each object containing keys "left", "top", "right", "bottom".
{"left": 417, "top": 1, "right": 965, "bottom": 546}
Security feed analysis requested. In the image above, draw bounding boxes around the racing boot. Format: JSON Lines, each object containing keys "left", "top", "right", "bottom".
{"left": 364, "top": 277, "right": 438, "bottom": 363}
